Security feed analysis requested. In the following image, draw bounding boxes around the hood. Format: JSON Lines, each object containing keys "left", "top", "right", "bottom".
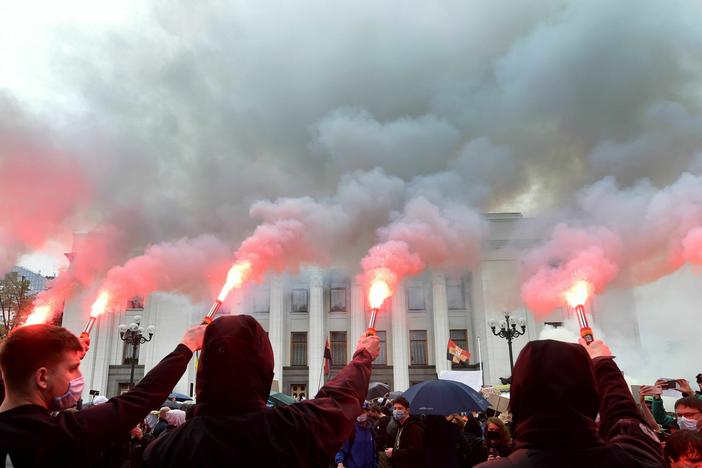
{"left": 196, "top": 315, "right": 274, "bottom": 415}
{"left": 509, "top": 340, "right": 601, "bottom": 450}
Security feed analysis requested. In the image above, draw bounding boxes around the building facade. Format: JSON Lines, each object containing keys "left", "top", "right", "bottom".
{"left": 60, "top": 214, "right": 640, "bottom": 401}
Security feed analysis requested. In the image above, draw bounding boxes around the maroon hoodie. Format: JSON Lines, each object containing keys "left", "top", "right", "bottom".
{"left": 143, "top": 315, "right": 373, "bottom": 467}
{"left": 477, "top": 340, "right": 664, "bottom": 468}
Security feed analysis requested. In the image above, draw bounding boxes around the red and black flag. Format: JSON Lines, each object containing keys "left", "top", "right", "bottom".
{"left": 447, "top": 339, "right": 470, "bottom": 367}
{"left": 323, "top": 338, "right": 332, "bottom": 375}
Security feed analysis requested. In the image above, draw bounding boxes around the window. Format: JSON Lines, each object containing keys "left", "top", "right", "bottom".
{"left": 290, "top": 384, "right": 307, "bottom": 401}
{"left": 122, "top": 341, "right": 139, "bottom": 365}
{"left": 447, "top": 281, "right": 465, "bottom": 310}
{"left": 291, "top": 332, "right": 307, "bottom": 366}
{"left": 450, "top": 329, "right": 468, "bottom": 369}
{"left": 254, "top": 287, "right": 270, "bottom": 313}
{"left": 408, "top": 286, "right": 425, "bottom": 311}
{"left": 291, "top": 289, "right": 308, "bottom": 313}
{"left": 330, "top": 287, "right": 346, "bottom": 312}
{"left": 409, "top": 330, "right": 428, "bottom": 365}
{"left": 376, "top": 331, "right": 387, "bottom": 365}
{"left": 330, "top": 331, "right": 347, "bottom": 365}
{"left": 127, "top": 296, "right": 144, "bottom": 309}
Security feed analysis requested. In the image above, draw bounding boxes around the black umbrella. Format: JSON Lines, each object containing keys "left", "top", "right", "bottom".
{"left": 402, "top": 379, "right": 490, "bottom": 415}
{"left": 367, "top": 382, "right": 391, "bottom": 400}
{"left": 161, "top": 400, "right": 180, "bottom": 409}
{"left": 169, "top": 392, "right": 193, "bottom": 402}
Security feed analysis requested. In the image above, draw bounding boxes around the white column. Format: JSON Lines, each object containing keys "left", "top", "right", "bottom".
{"left": 307, "top": 269, "right": 325, "bottom": 397}
{"left": 391, "top": 283, "right": 410, "bottom": 391}
{"left": 349, "top": 281, "right": 365, "bottom": 360}
{"left": 269, "top": 276, "right": 285, "bottom": 386}
{"left": 432, "top": 272, "right": 450, "bottom": 376}
{"left": 84, "top": 307, "right": 114, "bottom": 399}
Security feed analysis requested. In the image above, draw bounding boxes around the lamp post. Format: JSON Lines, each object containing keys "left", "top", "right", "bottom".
{"left": 489, "top": 311, "right": 527, "bottom": 374}
{"left": 118, "top": 315, "right": 155, "bottom": 389}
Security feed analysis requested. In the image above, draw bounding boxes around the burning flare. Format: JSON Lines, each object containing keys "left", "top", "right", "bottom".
{"left": 563, "top": 280, "right": 593, "bottom": 308}
{"left": 25, "top": 305, "right": 52, "bottom": 326}
{"left": 90, "top": 291, "right": 111, "bottom": 318}
{"left": 563, "top": 279, "right": 595, "bottom": 345}
{"left": 217, "top": 260, "right": 252, "bottom": 302}
{"left": 369, "top": 279, "right": 391, "bottom": 309}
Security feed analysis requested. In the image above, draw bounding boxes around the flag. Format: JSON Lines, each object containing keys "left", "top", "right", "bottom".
{"left": 447, "top": 339, "right": 470, "bottom": 366}
{"left": 323, "top": 338, "right": 332, "bottom": 376}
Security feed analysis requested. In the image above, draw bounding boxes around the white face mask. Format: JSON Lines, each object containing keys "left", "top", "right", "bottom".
{"left": 357, "top": 414, "right": 368, "bottom": 423}
{"left": 677, "top": 416, "right": 699, "bottom": 431}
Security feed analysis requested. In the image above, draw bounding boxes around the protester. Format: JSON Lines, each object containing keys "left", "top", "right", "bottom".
{"left": 673, "top": 397, "right": 702, "bottom": 432}
{"left": 159, "top": 409, "right": 186, "bottom": 438}
{"left": 475, "top": 339, "right": 664, "bottom": 467}
{"left": 649, "top": 391, "right": 702, "bottom": 431}
{"left": 0, "top": 323, "right": 205, "bottom": 467}
{"left": 664, "top": 430, "right": 702, "bottom": 468}
{"left": 335, "top": 406, "right": 377, "bottom": 468}
{"left": 424, "top": 414, "right": 464, "bottom": 468}
{"left": 483, "top": 416, "right": 512, "bottom": 461}
{"left": 143, "top": 315, "right": 380, "bottom": 467}
{"left": 151, "top": 407, "right": 171, "bottom": 438}
{"left": 144, "top": 410, "right": 160, "bottom": 434}
{"left": 384, "top": 396, "right": 425, "bottom": 468}
{"left": 460, "top": 415, "right": 487, "bottom": 467}
{"left": 372, "top": 405, "right": 396, "bottom": 468}
{"left": 368, "top": 404, "right": 382, "bottom": 425}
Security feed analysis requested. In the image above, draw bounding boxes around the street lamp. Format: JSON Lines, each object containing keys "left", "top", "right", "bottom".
{"left": 118, "top": 315, "right": 155, "bottom": 389}
{"left": 489, "top": 311, "right": 527, "bottom": 374}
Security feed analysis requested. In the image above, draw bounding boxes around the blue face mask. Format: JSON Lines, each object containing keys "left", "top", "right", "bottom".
{"left": 392, "top": 409, "right": 406, "bottom": 421}
{"left": 52, "top": 376, "right": 84, "bottom": 411}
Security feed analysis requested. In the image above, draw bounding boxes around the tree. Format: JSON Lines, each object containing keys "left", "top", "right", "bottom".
{"left": 0, "top": 272, "right": 36, "bottom": 339}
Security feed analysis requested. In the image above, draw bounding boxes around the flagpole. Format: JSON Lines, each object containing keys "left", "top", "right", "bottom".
{"left": 318, "top": 354, "right": 325, "bottom": 393}
{"left": 477, "top": 336, "right": 484, "bottom": 386}
{"left": 318, "top": 338, "right": 327, "bottom": 394}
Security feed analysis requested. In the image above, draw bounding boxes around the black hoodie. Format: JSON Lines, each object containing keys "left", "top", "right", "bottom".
{"left": 143, "top": 315, "right": 373, "bottom": 467}
{"left": 476, "top": 340, "right": 664, "bottom": 468}
{"left": 0, "top": 343, "right": 193, "bottom": 467}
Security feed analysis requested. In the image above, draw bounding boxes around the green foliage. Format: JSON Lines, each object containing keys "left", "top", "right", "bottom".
{"left": 0, "top": 272, "right": 36, "bottom": 340}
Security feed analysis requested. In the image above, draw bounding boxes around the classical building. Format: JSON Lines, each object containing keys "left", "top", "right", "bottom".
{"left": 60, "top": 213, "right": 640, "bottom": 401}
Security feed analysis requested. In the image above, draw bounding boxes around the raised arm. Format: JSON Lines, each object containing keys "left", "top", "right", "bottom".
{"left": 280, "top": 334, "right": 379, "bottom": 457}
{"left": 580, "top": 339, "right": 664, "bottom": 466}
{"left": 72, "top": 325, "right": 205, "bottom": 445}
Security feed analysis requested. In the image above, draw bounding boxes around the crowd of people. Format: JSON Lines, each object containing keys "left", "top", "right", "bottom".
{"left": 0, "top": 315, "right": 698, "bottom": 467}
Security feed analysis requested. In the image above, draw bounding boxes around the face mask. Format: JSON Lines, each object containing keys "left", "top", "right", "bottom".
{"left": 52, "top": 375, "right": 84, "bottom": 411}
{"left": 677, "top": 416, "right": 699, "bottom": 431}
{"left": 392, "top": 409, "right": 406, "bottom": 421}
{"left": 357, "top": 414, "right": 368, "bottom": 423}
{"left": 486, "top": 430, "right": 501, "bottom": 441}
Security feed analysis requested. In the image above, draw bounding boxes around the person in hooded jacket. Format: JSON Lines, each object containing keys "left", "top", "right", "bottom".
{"left": 475, "top": 338, "right": 664, "bottom": 468}
{"left": 143, "top": 315, "right": 380, "bottom": 468}
{"left": 335, "top": 407, "right": 377, "bottom": 468}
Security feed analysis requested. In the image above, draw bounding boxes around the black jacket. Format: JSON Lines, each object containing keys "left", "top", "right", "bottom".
{"left": 0, "top": 344, "right": 192, "bottom": 468}
{"left": 373, "top": 414, "right": 396, "bottom": 450}
{"left": 143, "top": 315, "right": 373, "bottom": 467}
{"left": 476, "top": 340, "right": 664, "bottom": 468}
{"left": 424, "top": 415, "right": 462, "bottom": 468}
{"left": 151, "top": 418, "right": 168, "bottom": 438}
{"left": 392, "top": 416, "right": 425, "bottom": 468}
